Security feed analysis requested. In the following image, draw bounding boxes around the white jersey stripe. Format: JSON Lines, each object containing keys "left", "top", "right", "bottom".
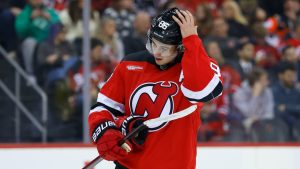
{"left": 97, "top": 93, "right": 125, "bottom": 113}
{"left": 89, "top": 106, "right": 107, "bottom": 115}
{"left": 181, "top": 74, "right": 221, "bottom": 100}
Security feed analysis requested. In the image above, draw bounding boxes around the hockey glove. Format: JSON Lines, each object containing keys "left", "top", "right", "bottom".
{"left": 92, "top": 120, "right": 132, "bottom": 161}
{"left": 118, "top": 115, "right": 148, "bottom": 147}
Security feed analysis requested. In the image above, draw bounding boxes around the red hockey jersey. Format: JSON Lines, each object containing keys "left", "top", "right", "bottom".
{"left": 89, "top": 35, "right": 223, "bottom": 169}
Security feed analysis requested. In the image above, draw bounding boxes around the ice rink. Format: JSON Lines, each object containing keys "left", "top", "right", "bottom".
{"left": 0, "top": 143, "right": 299, "bottom": 169}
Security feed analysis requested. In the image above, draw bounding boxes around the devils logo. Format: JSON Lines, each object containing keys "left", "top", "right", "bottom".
{"left": 129, "top": 81, "right": 178, "bottom": 131}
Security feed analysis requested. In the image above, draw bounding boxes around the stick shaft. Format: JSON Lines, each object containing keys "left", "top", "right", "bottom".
{"left": 82, "top": 156, "right": 103, "bottom": 169}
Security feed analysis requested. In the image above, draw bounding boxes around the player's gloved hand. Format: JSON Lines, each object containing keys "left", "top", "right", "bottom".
{"left": 92, "top": 120, "right": 132, "bottom": 161}
{"left": 118, "top": 115, "right": 149, "bottom": 148}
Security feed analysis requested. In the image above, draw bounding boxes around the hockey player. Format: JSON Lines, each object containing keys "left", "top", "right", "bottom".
{"left": 88, "top": 8, "right": 223, "bottom": 169}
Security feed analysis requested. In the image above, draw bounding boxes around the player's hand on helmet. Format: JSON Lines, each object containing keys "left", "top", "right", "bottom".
{"left": 172, "top": 9, "right": 198, "bottom": 38}
{"left": 118, "top": 115, "right": 149, "bottom": 148}
{"left": 92, "top": 120, "right": 132, "bottom": 161}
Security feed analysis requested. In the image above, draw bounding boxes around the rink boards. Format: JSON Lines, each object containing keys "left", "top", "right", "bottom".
{"left": 0, "top": 143, "right": 299, "bottom": 169}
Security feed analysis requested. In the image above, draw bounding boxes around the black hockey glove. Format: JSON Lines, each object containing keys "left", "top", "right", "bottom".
{"left": 118, "top": 115, "right": 148, "bottom": 147}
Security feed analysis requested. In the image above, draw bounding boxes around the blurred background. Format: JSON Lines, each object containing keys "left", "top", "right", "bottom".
{"left": 0, "top": 0, "right": 300, "bottom": 147}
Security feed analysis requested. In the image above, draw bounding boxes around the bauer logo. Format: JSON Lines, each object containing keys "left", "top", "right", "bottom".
{"left": 129, "top": 81, "right": 178, "bottom": 131}
{"left": 158, "top": 21, "right": 170, "bottom": 30}
{"left": 92, "top": 121, "right": 116, "bottom": 142}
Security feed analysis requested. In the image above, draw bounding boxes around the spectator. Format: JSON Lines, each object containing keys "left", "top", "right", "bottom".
{"left": 272, "top": 62, "right": 300, "bottom": 139}
{"left": 231, "top": 40, "right": 255, "bottom": 80}
{"left": 15, "top": 0, "right": 60, "bottom": 42}
{"left": 280, "top": 0, "right": 300, "bottom": 30}
{"left": 279, "top": 45, "right": 300, "bottom": 84}
{"left": 239, "top": 0, "right": 258, "bottom": 22}
{"left": 59, "top": 0, "right": 100, "bottom": 42}
{"left": 206, "top": 41, "right": 241, "bottom": 94}
{"left": 15, "top": 0, "right": 60, "bottom": 74}
{"left": 103, "top": 0, "right": 136, "bottom": 38}
{"left": 233, "top": 68, "right": 274, "bottom": 131}
{"left": 97, "top": 17, "right": 124, "bottom": 62}
{"left": 194, "top": 3, "right": 214, "bottom": 38}
{"left": 68, "top": 38, "right": 114, "bottom": 111}
{"left": 249, "top": 7, "right": 267, "bottom": 25}
{"left": 251, "top": 23, "right": 280, "bottom": 69}
{"left": 221, "top": 0, "right": 251, "bottom": 39}
{"left": 35, "top": 23, "right": 76, "bottom": 87}
{"left": 281, "top": 45, "right": 299, "bottom": 64}
{"left": 49, "top": 39, "right": 113, "bottom": 124}
{"left": 122, "top": 11, "right": 151, "bottom": 55}
{"left": 204, "top": 17, "right": 238, "bottom": 60}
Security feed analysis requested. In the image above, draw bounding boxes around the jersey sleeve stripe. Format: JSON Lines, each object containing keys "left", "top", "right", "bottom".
{"left": 187, "top": 81, "right": 223, "bottom": 102}
{"left": 89, "top": 106, "right": 107, "bottom": 115}
{"left": 97, "top": 93, "right": 125, "bottom": 114}
{"left": 181, "top": 74, "right": 221, "bottom": 101}
{"left": 90, "top": 102, "right": 124, "bottom": 117}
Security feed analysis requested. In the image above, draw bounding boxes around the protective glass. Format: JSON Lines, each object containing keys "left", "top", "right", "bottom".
{"left": 146, "top": 35, "right": 177, "bottom": 57}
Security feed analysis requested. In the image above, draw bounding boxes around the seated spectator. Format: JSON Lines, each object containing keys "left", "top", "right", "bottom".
{"left": 239, "top": 0, "right": 259, "bottom": 23}
{"left": 252, "top": 23, "right": 281, "bottom": 69}
{"left": 122, "top": 11, "right": 150, "bottom": 55}
{"left": 272, "top": 62, "right": 300, "bottom": 140}
{"left": 59, "top": 0, "right": 100, "bottom": 42}
{"left": 49, "top": 38, "right": 113, "bottom": 123}
{"left": 204, "top": 17, "right": 238, "bottom": 60}
{"left": 35, "top": 23, "right": 76, "bottom": 87}
{"left": 231, "top": 40, "right": 256, "bottom": 80}
{"left": 103, "top": 0, "right": 136, "bottom": 38}
{"left": 97, "top": 17, "right": 124, "bottom": 62}
{"left": 68, "top": 38, "right": 114, "bottom": 112}
{"left": 15, "top": 0, "right": 60, "bottom": 74}
{"left": 279, "top": 45, "right": 300, "bottom": 85}
{"left": 248, "top": 7, "right": 267, "bottom": 26}
{"left": 206, "top": 41, "right": 241, "bottom": 94}
{"left": 194, "top": 3, "right": 213, "bottom": 39}
{"left": 233, "top": 68, "right": 274, "bottom": 132}
{"left": 221, "top": 0, "right": 251, "bottom": 39}
{"left": 280, "top": 0, "right": 300, "bottom": 31}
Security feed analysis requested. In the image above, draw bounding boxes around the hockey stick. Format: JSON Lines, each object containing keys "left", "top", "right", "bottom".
{"left": 82, "top": 105, "right": 197, "bottom": 169}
